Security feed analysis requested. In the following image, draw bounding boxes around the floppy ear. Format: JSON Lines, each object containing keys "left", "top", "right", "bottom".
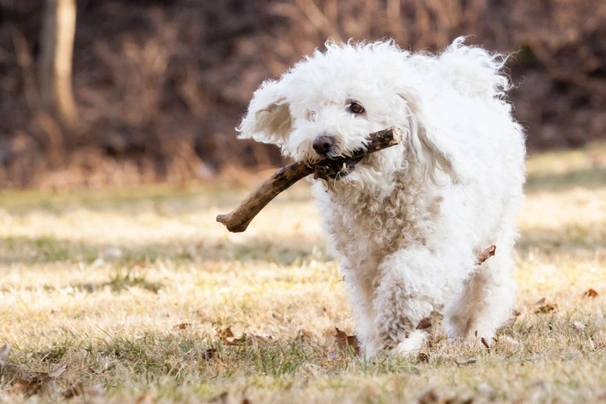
{"left": 400, "top": 92, "right": 465, "bottom": 185}
{"left": 237, "top": 79, "right": 292, "bottom": 146}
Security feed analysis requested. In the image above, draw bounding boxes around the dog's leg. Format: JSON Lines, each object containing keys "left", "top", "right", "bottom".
{"left": 371, "top": 248, "right": 466, "bottom": 356}
{"left": 444, "top": 243, "right": 517, "bottom": 342}
{"left": 342, "top": 269, "right": 379, "bottom": 358}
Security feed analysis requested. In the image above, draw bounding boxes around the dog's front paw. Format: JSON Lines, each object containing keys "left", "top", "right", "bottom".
{"left": 394, "top": 330, "right": 427, "bottom": 356}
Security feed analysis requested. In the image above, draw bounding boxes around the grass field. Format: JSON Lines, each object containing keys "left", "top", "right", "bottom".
{"left": 1, "top": 144, "right": 606, "bottom": 403}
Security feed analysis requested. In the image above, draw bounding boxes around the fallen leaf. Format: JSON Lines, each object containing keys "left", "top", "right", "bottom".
{"left": 216, "top": 327, "right": 270, "bottom": 347}
{"left": 534, "top": 302, "right": 557, "bottom": 314}
{"left": 218, "top": 327, "right": 251, "bottom": 346}
{"left": 13, "top": 378, "right": 39, "bottom": 395}
{"left": 476, "top": 245, "right": 496, "bottom": 265}
{"left": 173, "top": 323, "right": 192, "bottom": 330}
{"left": 416, "top": 317, "right": 432, "bottom": 330}
{"left": 202, "top": 349, "right": 217, "bottom": 361}
{"left": 11, "top": 363, "right": 67, "bottom": 396}
{"left": 228, "top": 335, "right": 248, "bottom": 346}
{"left": 417, "top": 352, "right": 430, "bottom": 363}
{"left": 583, "top": 289, "right": 599, "bottom": 298}
{"left": 334, "top": 328, "right": 360, "bottom": 356}
{"left": 217, "top": 327, "right": 234, "bottom": 340}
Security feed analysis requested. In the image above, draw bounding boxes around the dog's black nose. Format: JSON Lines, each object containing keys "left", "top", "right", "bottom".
{"left": 313, "top": 135, "right": 336, "bottom": 155}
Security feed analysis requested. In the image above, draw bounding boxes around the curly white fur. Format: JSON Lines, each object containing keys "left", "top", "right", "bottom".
{"left": 238, "top": 37, "right": 526, "bottom": 358}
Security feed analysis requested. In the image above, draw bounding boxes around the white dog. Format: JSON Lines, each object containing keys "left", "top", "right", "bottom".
{"left": 237, "top": 38, "right": 526, "bottom": 358}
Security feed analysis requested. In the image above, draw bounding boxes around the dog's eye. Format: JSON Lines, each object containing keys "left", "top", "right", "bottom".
{"left": 347, "top": 102, "right": 365, "bottom": 115}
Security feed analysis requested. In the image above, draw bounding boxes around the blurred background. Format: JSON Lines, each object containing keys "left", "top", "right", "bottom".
{"left": 0, "top": 0, "right": 604, "bottom": 189}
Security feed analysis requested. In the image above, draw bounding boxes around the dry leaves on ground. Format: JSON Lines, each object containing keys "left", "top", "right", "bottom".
{"left": 216, "top": 327, "right": 273, "bottom": 347}
{"left": 334, "top": 328, "right": 360, "bottom": 356}
{"left": 583, "top": 289, "right": 599, "bottom": 298}
{"left": 173, "top": 322, "right": 192, "bottom": 330}
{"left": 534, "top": 298, "right": 558, "bottom": 314}
{"left": 12, "top": 363, "right": 67, "bottom": 396}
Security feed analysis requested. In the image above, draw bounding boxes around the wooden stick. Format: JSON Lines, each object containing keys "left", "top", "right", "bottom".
{"left": 216, "top": 127, "right": 402, "bottom": 232}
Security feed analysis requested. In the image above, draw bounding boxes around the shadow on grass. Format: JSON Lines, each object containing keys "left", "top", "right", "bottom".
{"left": 73, "top": 270, "right": 165, "bottom": 294}
{"left": 1, "top": 216, "right": 604, "bottom": 268}
{"left": 525, "top": 166, "right": 606, "bottom": 193}
{"left": 0, "top": 234, "right": 331, "bottom": 267}
{"left": 1, "top": 159, "right": 604, "bottom": 268}
{"left": 517, "top": 220, "right": 606, "bottom": 257}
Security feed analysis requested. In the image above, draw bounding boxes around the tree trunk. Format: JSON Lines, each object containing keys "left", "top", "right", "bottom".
{"left": 39, "top": 0, "right": 78, "bottom": 137}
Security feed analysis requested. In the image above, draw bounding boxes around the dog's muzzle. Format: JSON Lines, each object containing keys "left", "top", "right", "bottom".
{"left": 312, "top": 135, "right": 336, "bottom": 156}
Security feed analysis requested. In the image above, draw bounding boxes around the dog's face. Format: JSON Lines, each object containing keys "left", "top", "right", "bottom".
{"left": 273, "top": 54, "right": 404, "bottom": 164}
{"left": 238, "top": 41, "right": 462, "bottom": 187}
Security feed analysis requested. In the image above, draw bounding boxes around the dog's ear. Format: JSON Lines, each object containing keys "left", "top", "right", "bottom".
{"left": 399, "top": 92, "right": 466, "bottom": 185}
{"left": 237, "top": 79, "right": 292, "bottom": 146}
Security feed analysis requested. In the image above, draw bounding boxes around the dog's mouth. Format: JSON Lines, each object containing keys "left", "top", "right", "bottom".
{"left": 307, "top": 127, "right": 402, "bottom": 181}
{"left": 312, "top": 151, "right": 365, "bottom": 180}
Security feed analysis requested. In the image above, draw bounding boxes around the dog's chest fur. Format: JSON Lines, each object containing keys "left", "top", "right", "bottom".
{"left": 313, "top": 169, "right": 442, "bottom": 279}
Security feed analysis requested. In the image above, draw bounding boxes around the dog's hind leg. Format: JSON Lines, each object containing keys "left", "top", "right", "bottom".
{"left": 444, "top": 243, "right": 517, "bottom": 342}
{"left": 371, "top": 248, "right": 467, "bottom": 356}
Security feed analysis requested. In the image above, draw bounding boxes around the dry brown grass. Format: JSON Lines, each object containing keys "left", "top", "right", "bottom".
{"left": 1, "top": 144, "right": 606, "bottom": 403}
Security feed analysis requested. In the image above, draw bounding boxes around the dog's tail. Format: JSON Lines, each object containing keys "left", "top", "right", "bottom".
{"left": 438, "top": 37, "right": 512, "bottom": 100}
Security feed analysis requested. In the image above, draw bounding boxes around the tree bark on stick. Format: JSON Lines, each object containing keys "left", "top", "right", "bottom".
{"left": 39, "top": 0, "right": 78, "bottom": 136}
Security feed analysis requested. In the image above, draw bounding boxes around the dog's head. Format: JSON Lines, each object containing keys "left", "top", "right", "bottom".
{"left": 238, "top": 41, "right": 463, "bottom": 187}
